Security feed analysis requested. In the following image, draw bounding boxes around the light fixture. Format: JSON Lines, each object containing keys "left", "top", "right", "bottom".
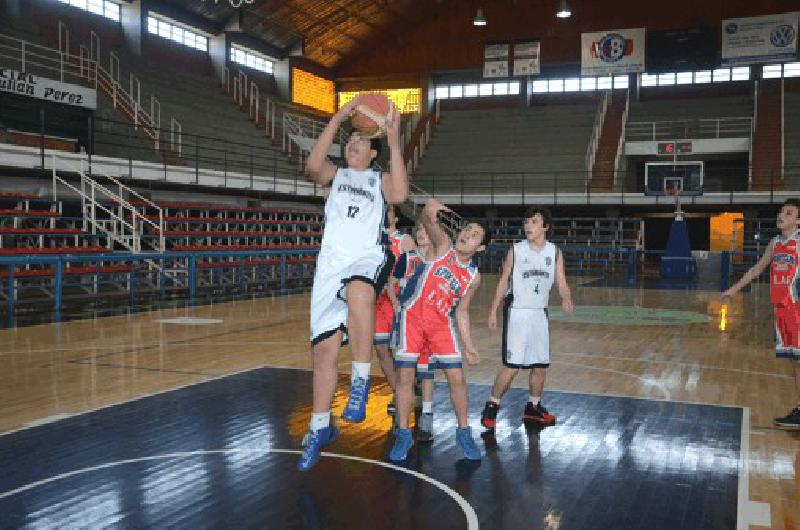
{"left": 556, "top": 0, "right": 571, "bottom": 18}
{"left": 201, "top": 0, "right": 256, "bottom": 8}
{"left": 473, "top": 8, "right": 487, "bottom": 26}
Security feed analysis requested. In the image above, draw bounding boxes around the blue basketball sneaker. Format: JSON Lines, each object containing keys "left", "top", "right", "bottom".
{"left": 341, "top": 376, "right": 371, "bottom": 423}
{"left": 389, "top": 427, "right": 414, "bottom": 462}
{"left": 456, "top": 426, "right": 481, "bottom": 460}
{"left": 297, "top": 424, "right": 339, "bottom": 472}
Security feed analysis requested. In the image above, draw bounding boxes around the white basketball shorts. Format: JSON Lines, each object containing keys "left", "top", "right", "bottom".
{"left": 310, "top": 245, "right": 393, "bottom": 345}
{"left": 502, "top": 302, "right": 550, "bottom": 368}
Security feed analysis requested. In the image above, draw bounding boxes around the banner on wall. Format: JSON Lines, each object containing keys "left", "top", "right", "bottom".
{"left": 581, "top": 28, "right": 645, "bottom": 76}
{"left": 0, "top": 68, "right": 97, "bottom": 109}
{"left": 483, "top": 43, "right": 510, "bottom": 78}
{"left": 721, "top": 12, "right": 798, "bottom": 65}
{"left": 513, "top": 41, "right": 540, "bottom": 76}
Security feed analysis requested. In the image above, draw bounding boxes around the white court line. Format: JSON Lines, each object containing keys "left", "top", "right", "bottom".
{"left": 549, "top": 359, "right": 672, "bottom": 400}
{"left": 0, "top": 448, "right": 479, "bottom": 530}
{"left": 737, "top": 408, "right": 772, "bottom": 530}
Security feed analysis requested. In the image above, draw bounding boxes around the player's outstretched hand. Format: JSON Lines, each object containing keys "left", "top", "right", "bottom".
{"left": 337, "top": 94, "right": 362, "bottom": 119}
{"left": 562, "top": 297, "right": 575, "bottom": 313}
{"left": 466, "top": 350, "right": 480, "bottom": 365}
{"left": 487, "top": 313, "right": 498, "bottom": 331}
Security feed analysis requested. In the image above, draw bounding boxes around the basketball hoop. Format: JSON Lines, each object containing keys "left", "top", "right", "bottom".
{"left": 201, "top": 0, "right": 255, "bottom": 8}
{"left": 665, "top": 183, "right": 683, "bottom": 220}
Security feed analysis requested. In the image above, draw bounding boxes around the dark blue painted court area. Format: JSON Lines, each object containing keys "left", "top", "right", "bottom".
{"left": 0, "top": 367, "right": 742, "bottom": 529}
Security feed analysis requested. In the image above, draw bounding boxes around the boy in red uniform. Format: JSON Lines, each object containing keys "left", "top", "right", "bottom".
{"left": 723, "top": 198, "right": 800, "bottom": 429}
{"left": 390, "top": 199, "right": 488, "bottom": 461}
{"left": 374, "top": 206, "right": 416, "bottom": 413}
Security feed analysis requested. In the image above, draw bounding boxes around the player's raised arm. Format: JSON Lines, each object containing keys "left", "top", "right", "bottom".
{"left": 488, "top": 247, "right": 514, "bottom": 330}
{"left": 382, "top": 105, "right": 409, "bottom": 205}
{"left": 421, "top": 198, "right": 452, "bottom": 256}
{"left": 722, "top": 239, "right": 776, "bottom": 298}
{"left": 306, "top": 96, "right": 362, "bottom": 186}
{"left": 456, "top": 273, "right": 481, "bottom": 365}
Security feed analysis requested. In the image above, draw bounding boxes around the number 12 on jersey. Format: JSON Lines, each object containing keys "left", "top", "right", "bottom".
{"left": 347, "top": 206, "right": 360, "bottom": 218}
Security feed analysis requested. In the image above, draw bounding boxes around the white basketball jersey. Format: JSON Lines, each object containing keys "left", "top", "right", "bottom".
{"left": 321, "top": 168, "right": 387, "bottom": 252}
{"left": 509, "top": 240, "right": 557, "bottom": 309}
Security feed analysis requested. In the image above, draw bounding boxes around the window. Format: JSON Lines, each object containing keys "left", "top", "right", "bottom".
{"left": 564, "top": 78, "right": 580, "bottom": 92}
{"left": 641, "top": 74, "right": 658, "bottom": 87}
{"left": 694, "top": 70, "right": 712, "bottom": 83}
{"left": 713, "top": 68, "right": 731, "bottom": 83}
{"left": 508, "top": 81, "right": 520, "bottom": 95}
{"left": 731, "top": 67, "right": 750, "bottom": 81}
{"left": 464, "top": 84, "right": 479, "bottom": 97}
{"left": 435, "top": 85, "right": 449, "bottom": 99}
{"left": 147, "top": 14, "right": 208, "bottom": 52}
{"left": 493, "top": 82, "right": 508, "bottom": 95}
{"left": 785, "top": 62, "right": 800, "bottom": 78}
{"left": 581, "top": 77, "right": 596, "bottom": 91}
{"left": 762, "top": 62, "right": 800, "bottom": 79}
{"left": 613, "top": 76, "right": 629, "bottom": 89}
{"left": 479, "top": 83, "right": 493, "bottom": 96}
{"left": 547, "top": 79, "right": 564, "bottom": 93}
{"left": 58, "top": 0, "right": 120, "bottom": 22}
{"left": 658, "top": 73, "right": 676, "bottom": 86}
{"left": 230, "top": 44, "right": 274, "bottom": 74}
{"left": 532, "top": 80, "right": 548, "bottom": 93}
{"left": 450, "top": 84, "right": 463, "bottom": 98}
{"left": 435, "top": 81, "right": 521, "bottom": 99}
{"left": 596, "top": 76, "right": 612, "bottom": 90}
{"left": 676, "top": 71, "right": 694, "bottom": 85}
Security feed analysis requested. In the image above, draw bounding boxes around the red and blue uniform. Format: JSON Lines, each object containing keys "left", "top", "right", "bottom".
{"left": 394, "top": 248, "right": 479, "bottom": 374}
{"left": 771, "top": 230, "right": 800, "bottom": 358}
{"left": 374, "top": 232, "right": 407, "bottom": 344}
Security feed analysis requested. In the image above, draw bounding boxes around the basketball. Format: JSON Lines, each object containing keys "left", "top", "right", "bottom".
{"left": 350, "top": 93, "right": 391, "bottom": 138}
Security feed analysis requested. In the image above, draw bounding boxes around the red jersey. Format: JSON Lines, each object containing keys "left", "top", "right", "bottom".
{"left": 771, "top": 231, "right": 800, "bottom": 307}
{"left": 377, "top": 232, "right": 407, "bottom": 299}
{"left": 400, "top": 248, "right": 479, "bottom": 320}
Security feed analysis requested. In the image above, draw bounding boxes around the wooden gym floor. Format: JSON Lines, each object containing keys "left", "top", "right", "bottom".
{"left": 0, "top": 275, "right": 796, "bottom": 528}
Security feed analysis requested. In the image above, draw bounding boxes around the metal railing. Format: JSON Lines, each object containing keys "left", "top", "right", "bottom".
{"left": 586, "top": 91, "right": 610, "bottom": 180}
{"left": 613, "top": 90, "right": 631, "bottom": 187}
{"left": 625, "top": 117, "right": 754, "bottom": 141}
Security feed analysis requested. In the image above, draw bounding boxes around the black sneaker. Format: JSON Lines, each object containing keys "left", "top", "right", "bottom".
{"left": 481, "top": 401, "right": 500, "bottom": 429}
{"left": 523, "top": 402, "right": 556, "bottom": 426}
{"left": 774, "top": 407, "right": 800, "bottom": 430}
{"left": 416, "top": 412, "right": 434, "bottom": 442}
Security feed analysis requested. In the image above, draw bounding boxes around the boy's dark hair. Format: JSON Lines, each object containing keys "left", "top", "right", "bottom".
{"left": 370, "top": 137, "right": 382, "bottom": 159}
{"left": 470, "top": 219, "right": 492, "bottom": 247}
{"left": 783, "top": 198, "right": 800, "bottom": 211}
{"left": 523, "top": 205, "right": 553, "bottom": 236}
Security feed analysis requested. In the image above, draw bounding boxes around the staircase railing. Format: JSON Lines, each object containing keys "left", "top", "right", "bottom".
{"left": 404, "top": 99, "right": 441, "bottom": 176}
{"left": 0, "top": 33, "right": 167, "bottom": 155}
{"left": 51, "top": 154, "right": 164, "bottom": 254}
{"left": 586, "top": 90, "right": 611, "bottom": 182}
{"left": 613, "top": 89, "right": 630, "bottom": 188}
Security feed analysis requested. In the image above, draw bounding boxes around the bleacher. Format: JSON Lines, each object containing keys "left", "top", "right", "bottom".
{"left": 625, "top": 95, "right": 753, "bottom": 140}
{"left": 413, "top": 100, "right": 598, "bottom": 195}
{"left": 0, "top": 189, "right": 322, "bottom": 308}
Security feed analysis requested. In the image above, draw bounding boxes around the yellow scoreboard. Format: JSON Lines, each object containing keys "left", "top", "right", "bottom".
{"left": 338, "top": 88, "right": 420, "bottom": 114}
{"left": 291, "top": 68, "right": 335, "bottom": 114}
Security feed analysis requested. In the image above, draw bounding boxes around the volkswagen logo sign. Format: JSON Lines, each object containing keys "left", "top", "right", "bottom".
{"left": 770, "top": 25, "right": 796, "bottom": 48}
{"left": 725, "top": 22, "right": 739, "bottom": 34}
{"left": 597, "top": 33, "right": 628, "bottom": 63}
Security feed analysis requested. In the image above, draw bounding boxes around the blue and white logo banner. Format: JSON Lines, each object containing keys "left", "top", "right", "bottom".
{"left": 722, "top": 12, "right": 798, "bottom": 65}
{"left": 581, "top": 28, "right": 645, "bottom": 76}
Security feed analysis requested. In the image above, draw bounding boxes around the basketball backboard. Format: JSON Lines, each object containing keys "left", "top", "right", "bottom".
{"left": 644, "top": 162, "right": 704, "bottom": 196}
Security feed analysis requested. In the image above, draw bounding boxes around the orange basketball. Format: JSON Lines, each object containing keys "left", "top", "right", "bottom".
{"left": 350, "top": 93, "right": 391, "bottom": 138}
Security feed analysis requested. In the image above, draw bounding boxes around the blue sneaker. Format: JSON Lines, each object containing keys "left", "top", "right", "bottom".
{"left": 456, "top": 426, "right": 481, "bottom": 460}
{"left": 297, "top": 425, "right": 339, "bottom": 472}
{"left": 341, "top": 376, "right": 371, "bottom": 423}
{"left": 389, "top": 428, "right": 414, "bottom": 462}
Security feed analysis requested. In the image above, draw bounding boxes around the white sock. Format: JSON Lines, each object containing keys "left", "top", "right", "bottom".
{"left": 352, "top": 361, "right": 371, "bottom": 381}
{"left": 422, "top": 401, "right": 433, "bottom": 414}
{"left": 489, "top": 396, "right": 501, "bottom": 405}
{"left": 530, "top": 395, "right": 541, "bottom": 406}
{"left": 310, "top": 412, "right": 330, "bottom": 432}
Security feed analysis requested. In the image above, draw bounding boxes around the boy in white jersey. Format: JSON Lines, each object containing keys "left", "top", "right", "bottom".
{"left": 299, "top": 95, "right": 408, "bottom": 471}
{"left": 481, "top": 206, "right": 573, "bottom": 431}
